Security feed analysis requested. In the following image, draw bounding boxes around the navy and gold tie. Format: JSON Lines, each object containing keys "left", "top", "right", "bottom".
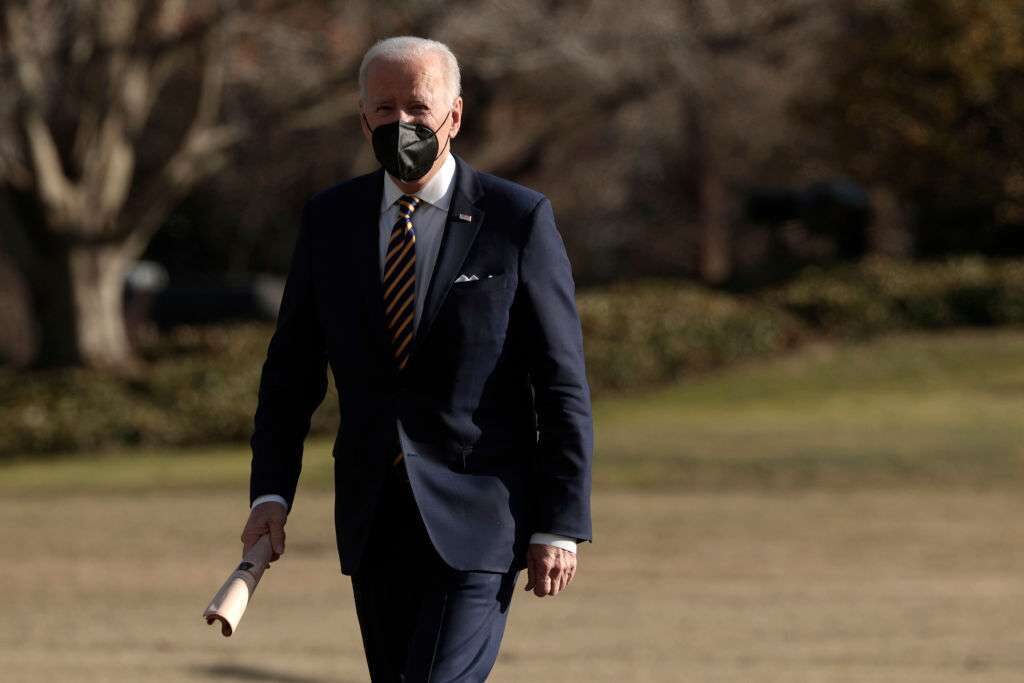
{"left": 383, "top": 194, "right": 421, "bottom": 373}
{"left": 383, "top": 195, "right": 420, "bottom": 468}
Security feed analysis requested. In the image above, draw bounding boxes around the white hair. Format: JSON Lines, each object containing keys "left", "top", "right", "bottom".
{"left": 358, "top": 36, "right": 462, "bottom": 106}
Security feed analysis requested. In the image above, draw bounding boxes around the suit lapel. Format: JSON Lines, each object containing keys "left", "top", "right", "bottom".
{"left": 351, "top": 170, "right": 393, "bottom": 357}
{"left": 412, "top": 157, "right": 485, "bottom": 358}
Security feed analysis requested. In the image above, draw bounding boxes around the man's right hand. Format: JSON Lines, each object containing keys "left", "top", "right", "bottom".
{"left": 241, "top": 501, "right": 288, "bottom": 565}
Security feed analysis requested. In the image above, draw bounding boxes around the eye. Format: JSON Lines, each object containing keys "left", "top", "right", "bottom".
{"left": 376, "top": 104, "right": 393, "bottom": 113}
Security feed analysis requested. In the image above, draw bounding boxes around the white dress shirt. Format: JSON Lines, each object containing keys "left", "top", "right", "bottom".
{"left": 253, "top": 153, "right": 577, "bottom": 553}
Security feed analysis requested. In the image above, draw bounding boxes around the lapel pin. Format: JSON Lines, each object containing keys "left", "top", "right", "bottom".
{"left": 457, "top": 213, "right": 473, "bottom": 222}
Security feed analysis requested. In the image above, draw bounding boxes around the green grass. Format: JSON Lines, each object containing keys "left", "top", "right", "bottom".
{"left": 596, "top": 328, "right": 1024, "bottom": 488}
{"left": 3, "top": 329, "right": 1023, "bottom": 494}
{"left": 0, "top": 443, "right": 282, "bottom": 496}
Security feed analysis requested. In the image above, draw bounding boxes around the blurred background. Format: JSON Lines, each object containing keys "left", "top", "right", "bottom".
{"left": 3, "top": 1, "right": 1024, "bottom": 681}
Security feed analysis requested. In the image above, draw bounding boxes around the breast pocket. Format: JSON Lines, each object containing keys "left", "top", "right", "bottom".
{"left": 443, "top": 273, "right": 517, "bottom": 344}
{"left": 450, "top": 273, "right": 515, "bottom": 293}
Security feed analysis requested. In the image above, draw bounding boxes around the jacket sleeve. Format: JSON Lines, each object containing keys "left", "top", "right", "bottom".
{"left": 518, "top": 196, "right": 594, "bottom": 543}
{"left": 249, "top": 201, "right": 328, "bottom": 510}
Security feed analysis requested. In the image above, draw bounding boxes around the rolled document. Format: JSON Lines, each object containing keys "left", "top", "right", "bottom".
{"left": 203, "top": 535, "right": 273, "bottom": 637}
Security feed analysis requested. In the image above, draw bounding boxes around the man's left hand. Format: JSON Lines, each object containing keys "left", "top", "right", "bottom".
{"left": 524, "top": 544, "right": 577, "bottom": 597}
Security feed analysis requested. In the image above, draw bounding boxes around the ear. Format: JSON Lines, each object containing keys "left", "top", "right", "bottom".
{"left": 448, "top": 96, "right": 463, "bottom": 139}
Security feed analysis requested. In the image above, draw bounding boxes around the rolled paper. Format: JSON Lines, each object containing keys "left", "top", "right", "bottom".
{"left": 203, "top": 535, "right": 273, "bottom": 637}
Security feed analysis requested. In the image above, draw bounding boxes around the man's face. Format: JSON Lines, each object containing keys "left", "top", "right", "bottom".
{"left": 360, "top": 54, "right": 463, "bottom": 165}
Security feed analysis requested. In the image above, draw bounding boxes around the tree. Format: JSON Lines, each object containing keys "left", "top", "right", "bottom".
{"left": 0, "top": 0, "right": 451, "bottom": 370}
{"left": 197, "top": 0, "right": 844, "bottom": 289}
{"left": 436, "top": 0, "right": 843, "bottom": 284}
{"left": 0, "top": 0, "right": 853, "bottom": 372}
{"left": 1, "top": 1, "right": 237, "bottom": 369}
{"left": 815, "top": 0, "right": 1024, "bottom": 255}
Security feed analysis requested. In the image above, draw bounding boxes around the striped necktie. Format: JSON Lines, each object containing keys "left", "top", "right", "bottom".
{"left": 384, "top": 195, "right": 420, "bottom": 469}
{"left": 383, "top": 194, "right": 421, "bottom": 373}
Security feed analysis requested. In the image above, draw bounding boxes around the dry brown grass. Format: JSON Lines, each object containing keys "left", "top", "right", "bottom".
{"left": 3, "top": 488, "right": 1024, "bottom": 682}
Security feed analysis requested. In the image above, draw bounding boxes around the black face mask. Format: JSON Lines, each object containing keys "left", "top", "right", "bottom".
{"left": 363, "top": 110, "right": 452, "bottom": 182}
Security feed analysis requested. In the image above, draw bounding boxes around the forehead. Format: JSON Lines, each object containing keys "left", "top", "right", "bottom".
{"left": 365, "top": 54, "right": 448, "bottom": 102}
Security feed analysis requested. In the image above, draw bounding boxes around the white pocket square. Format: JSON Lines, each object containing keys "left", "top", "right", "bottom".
{"left": 454, "top": 274, "right": 479, "bottom": 283}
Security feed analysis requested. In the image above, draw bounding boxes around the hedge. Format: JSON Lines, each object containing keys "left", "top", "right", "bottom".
{"left": 578, "top": 280, "right": 802, "bottom": 392}
{"left": 769, "top": 257, "right": 1024, "bottom": 337}
{"left": 0, "top": 324, "right": 339, "bottom": 457}
{"left": 3, "top": 258, "right": 1023, "bottom": 456}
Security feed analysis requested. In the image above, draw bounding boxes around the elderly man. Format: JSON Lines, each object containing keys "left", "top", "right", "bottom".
{"left": 241, "top": 36, "right": 593, "bottom": 681}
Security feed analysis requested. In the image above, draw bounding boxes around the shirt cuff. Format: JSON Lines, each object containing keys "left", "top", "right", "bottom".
{"left": 529, "top": 532, "right": 577, "bottom": 553}
{"left": 251, "top": 494, "right": 289, "bottom": 513}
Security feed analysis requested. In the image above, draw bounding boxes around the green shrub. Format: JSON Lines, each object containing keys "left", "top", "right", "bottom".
{"left": 579, "top": 281, "right": 803, "bottom": 393}
{"left": 769, "top": 257, "right": 1024, "bottom": 337}
{"left": 1, "top": 284, "right": 804, "bottom": 456}
{"left": 0, "top": 323, "right": 340, "bottom": 458}
{"left": 7, "top": 259, "right": 1023, "bottom": 457}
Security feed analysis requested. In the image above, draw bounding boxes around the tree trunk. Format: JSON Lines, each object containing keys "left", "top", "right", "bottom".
{"left": 0, "top": 246, "right": 36, "bottom": 366}
{"left": 683, "top": 96, "right": 732, "bottom": 285}
{"left": 695, "top": 166, "right": 731, "bottom": 285}
{"left": 28, "top": 240, "right": 137, "bottom": 371}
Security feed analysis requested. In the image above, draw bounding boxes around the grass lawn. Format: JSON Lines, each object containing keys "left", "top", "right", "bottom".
{"left": 596, "top": 328, "right": 1024, "bottom": 488}
{"left": 2, "top": 328, "right": 1023, "bottom": 494}
{"left": 4, "top": 330, "right": 1024, "bottom": 681}
{"left": 5, "top": 489, "right": 1024, "bottom": 682}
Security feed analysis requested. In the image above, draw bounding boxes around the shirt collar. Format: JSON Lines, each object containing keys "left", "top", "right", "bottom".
{"left": 380, "top": 152, "right": 457, "bottom": 214}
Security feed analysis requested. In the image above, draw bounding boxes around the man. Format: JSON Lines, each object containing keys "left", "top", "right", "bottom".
{"left": 240, "top": 36, "right": 593, "bottom": 682}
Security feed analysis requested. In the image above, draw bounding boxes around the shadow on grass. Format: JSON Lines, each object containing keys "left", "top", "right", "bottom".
{"left": 194, "top": 663, "right": 357, "bottom": 683}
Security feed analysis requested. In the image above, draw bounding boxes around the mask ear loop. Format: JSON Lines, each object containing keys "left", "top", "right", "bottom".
{"left": 431, "top": 109, "right": 453, "bottom": 162}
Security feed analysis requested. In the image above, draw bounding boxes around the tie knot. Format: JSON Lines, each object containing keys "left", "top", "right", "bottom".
{"left": 397, "top": 195, "right": 421, "bottom": 217}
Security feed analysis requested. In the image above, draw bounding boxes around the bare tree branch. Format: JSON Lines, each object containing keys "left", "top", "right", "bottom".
{"left": 185, "top": 27, "right": 229, "bottom": 144}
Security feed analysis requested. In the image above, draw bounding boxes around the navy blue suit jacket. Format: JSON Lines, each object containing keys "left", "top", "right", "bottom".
{"left": 250, "top": 156, "right": 593, "bottom": 575}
